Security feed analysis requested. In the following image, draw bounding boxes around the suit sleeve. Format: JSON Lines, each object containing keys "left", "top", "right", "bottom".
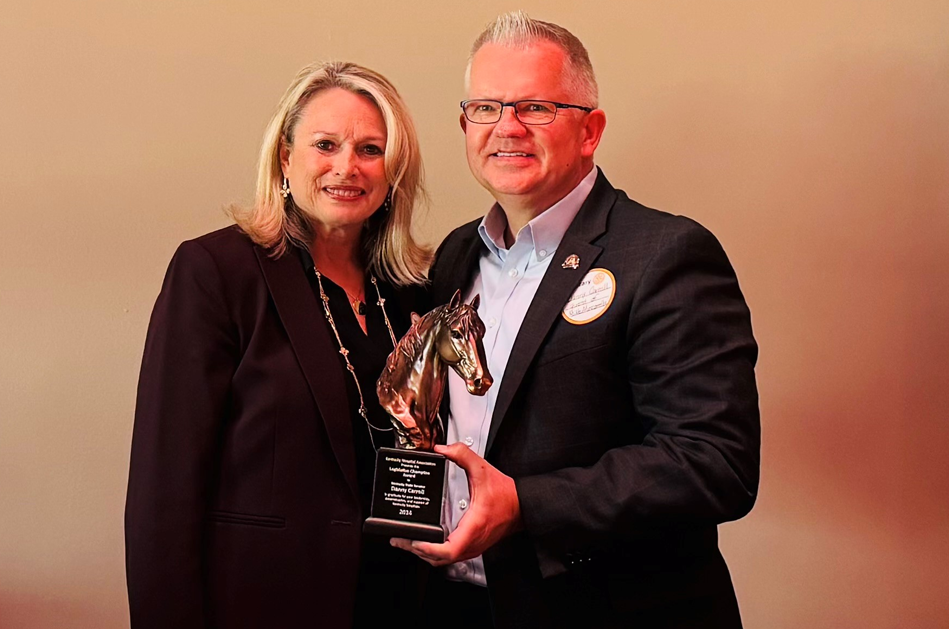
{"left": 515, "top": 220, "right": 760, "bottom": 565}
{"left": 125, "top": 240, "right": 239, "bottom": 628}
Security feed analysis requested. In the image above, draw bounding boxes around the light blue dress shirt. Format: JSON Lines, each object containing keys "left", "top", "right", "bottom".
{"left": 443, "top": 165, "right": 598, "bottom": 586}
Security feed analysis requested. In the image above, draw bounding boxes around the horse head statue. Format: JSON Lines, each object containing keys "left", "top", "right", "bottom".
{"left": 376, "top": 290, "right": 492, "bottom": 450}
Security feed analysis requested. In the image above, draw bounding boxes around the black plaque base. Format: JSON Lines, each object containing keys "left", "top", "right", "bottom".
{"left": 363, "top": 447, "right": 447, "bottom": 543}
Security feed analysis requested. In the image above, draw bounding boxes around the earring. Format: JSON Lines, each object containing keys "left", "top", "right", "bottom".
{"left": 280, "top": 177, "right": 290, "bottom": 199}
{"left": 383, "top": 187, "right": 393, "bottom": 212}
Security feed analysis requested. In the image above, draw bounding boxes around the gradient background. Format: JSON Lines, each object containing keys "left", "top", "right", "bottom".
{"left": 1, "top": 1, "right": 947, "bottom": 627}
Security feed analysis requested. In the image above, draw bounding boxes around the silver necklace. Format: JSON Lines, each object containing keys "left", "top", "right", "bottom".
{"left": 313, "top": 268, "right": 398, "bottom": 451}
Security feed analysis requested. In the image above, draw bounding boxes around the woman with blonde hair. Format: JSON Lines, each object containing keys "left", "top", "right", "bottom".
{"left": 126, "top": 61, "right": 429, "bottom": 628}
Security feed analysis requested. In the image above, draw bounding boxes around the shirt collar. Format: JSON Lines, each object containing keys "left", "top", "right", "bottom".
{"left": 477, "top": 165, "right": 598, "bottom": 259}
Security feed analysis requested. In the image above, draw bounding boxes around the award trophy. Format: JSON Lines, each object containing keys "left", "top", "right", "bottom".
{"left": 364, "top": 290, "right": 492, "bottom": 542}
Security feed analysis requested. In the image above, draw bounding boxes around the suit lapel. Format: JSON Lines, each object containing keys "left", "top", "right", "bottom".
{"left": 255, "top": 247, "right": 359, "bottom": 502}
{"left": 432, "top": 225, "right": 484, "bottom": 440}
{"left": 433, "top": 225, "right": 483, "bottom": 306}
{"left": 486, "top": 171, "right": 617, "bottom": 453}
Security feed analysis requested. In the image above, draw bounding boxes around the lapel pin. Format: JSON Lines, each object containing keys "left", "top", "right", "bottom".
{"left": 562, "top": 254, "right": 580, "bottom": 270}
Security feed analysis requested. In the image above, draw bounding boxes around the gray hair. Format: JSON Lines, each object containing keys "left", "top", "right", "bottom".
{"left": 465, "top": 11, "right": 598, "bottom": 108}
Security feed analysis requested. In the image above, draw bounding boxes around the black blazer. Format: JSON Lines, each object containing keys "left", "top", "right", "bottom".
{"left": 429, "top": 170, "right": 760, "bottom": 628}
{"left": 125, "top": 226, "right": 424, "bottom": 628}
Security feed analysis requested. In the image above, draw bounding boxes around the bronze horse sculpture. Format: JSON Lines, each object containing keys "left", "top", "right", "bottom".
{"left": 377, "top": 290, "right": 492, "bottom": 450}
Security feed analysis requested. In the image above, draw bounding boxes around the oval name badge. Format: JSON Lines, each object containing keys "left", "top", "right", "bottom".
{"left": 562, "top": 268, "right": 616, "bottom": 325}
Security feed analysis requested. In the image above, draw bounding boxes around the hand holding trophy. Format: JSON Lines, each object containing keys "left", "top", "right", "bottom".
{"left": 364, "top": 290, "right": 492, "bottom": 541}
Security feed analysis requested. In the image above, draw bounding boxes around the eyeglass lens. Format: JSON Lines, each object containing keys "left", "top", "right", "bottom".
{"left": 464, "top": 100, "right": 558, "bottom": 124}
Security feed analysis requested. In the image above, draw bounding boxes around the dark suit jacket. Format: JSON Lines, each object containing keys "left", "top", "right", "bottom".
{"left": 125, "top": 226, "right": 424, "bottom": 628}
{"left": 428, "top": 170, "right": 760, "bottom": 628}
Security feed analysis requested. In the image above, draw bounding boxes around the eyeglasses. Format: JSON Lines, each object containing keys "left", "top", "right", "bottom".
{"left": 460, "top": 99, "right": 593, "bottom": 125}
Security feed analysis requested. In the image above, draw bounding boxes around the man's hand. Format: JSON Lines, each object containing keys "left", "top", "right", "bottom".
{"left": 391, "top": 443, "right": 522, "bottom": 566}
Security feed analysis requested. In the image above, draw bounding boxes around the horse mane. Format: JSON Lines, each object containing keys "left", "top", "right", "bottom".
{"left": 392, "top": 301, "right": 484, "bottom": 363}
{"left": 395, "top": 304, "right": 446, "bottom": 360}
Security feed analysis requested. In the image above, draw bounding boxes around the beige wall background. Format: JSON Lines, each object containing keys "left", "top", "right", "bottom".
{"left": 1, "top": 0, "right": 947, "bottom": 627}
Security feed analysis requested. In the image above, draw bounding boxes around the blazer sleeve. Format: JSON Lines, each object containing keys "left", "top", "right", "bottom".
{"left": 125, "top": 239, "right": 239, "bottom": 628}
{"left": 515, "top": 220, "right": 760, "bottom": 564}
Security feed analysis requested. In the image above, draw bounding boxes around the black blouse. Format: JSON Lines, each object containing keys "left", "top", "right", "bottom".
{"left": 298, "top": 248, "right": 425, "bottom": 626}
{"left": 298, "top": 248, "right": 416, "bottom": 508}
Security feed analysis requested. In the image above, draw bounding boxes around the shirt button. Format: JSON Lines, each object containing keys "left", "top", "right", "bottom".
{"left": 488, "top": 317, "right": 497, "bottom": 327}
{"left": 457, "top": 563, "right": 469, "bottom": 575}
{"left": 538, "top": 249, "right": 547, "bottom": 258}
{"left": 464, "top": 436, "right": 474, "bottom": 446}
{"left": 459, "top": 499, "right": 468, "bottom": 510}
{"left": 508, "top": 269, "right": 518, "bottom": 278}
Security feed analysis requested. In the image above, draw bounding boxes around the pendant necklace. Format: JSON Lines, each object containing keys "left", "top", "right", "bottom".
{"left": 348, "top": 295, "right": 367, "bottom": 316}
{"left": 341, "top": 285, "right": 367, "bottom": 315}
{"left": 313, "top": 268, "right": 398, "bottom": 451}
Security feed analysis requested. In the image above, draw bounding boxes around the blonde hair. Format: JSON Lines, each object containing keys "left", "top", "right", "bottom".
{"left": 466, "top": 11, "right": 599, "bottom": 108}
{"left": 231, "top": 61, "right": 430, "bottom": 286}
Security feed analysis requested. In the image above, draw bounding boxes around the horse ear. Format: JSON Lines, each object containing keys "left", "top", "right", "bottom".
{"left": 411, "top": 312, "right": 421, "bottom": 325}
{"left": 469, "top": 293, "right": 480, "bottom": 310}
{"left": 448, "top": 289, "right": 462, "bottom": 310}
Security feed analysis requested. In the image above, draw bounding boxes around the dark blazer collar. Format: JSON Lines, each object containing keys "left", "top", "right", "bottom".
{"left": 485, "top": 168, "right": 617, "bottom": 453}
{"left": 432, "top": 222, "right": 484, "bottom": 306}
{"left": 255, "top": 246, "right": 360, "bottom": 502}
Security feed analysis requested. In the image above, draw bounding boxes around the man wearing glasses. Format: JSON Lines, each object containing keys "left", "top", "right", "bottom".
{"left": 393, "top": 11, "right": 760, "bottom": 629}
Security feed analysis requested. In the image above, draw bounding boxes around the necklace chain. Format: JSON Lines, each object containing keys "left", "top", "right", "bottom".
{"left": 313, "top": 268, "right": 397, "bottom": 451}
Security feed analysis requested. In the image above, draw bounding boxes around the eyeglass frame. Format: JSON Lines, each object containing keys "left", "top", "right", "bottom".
{"left": 460, "top": 99, "right": 594, "bottom": 125}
